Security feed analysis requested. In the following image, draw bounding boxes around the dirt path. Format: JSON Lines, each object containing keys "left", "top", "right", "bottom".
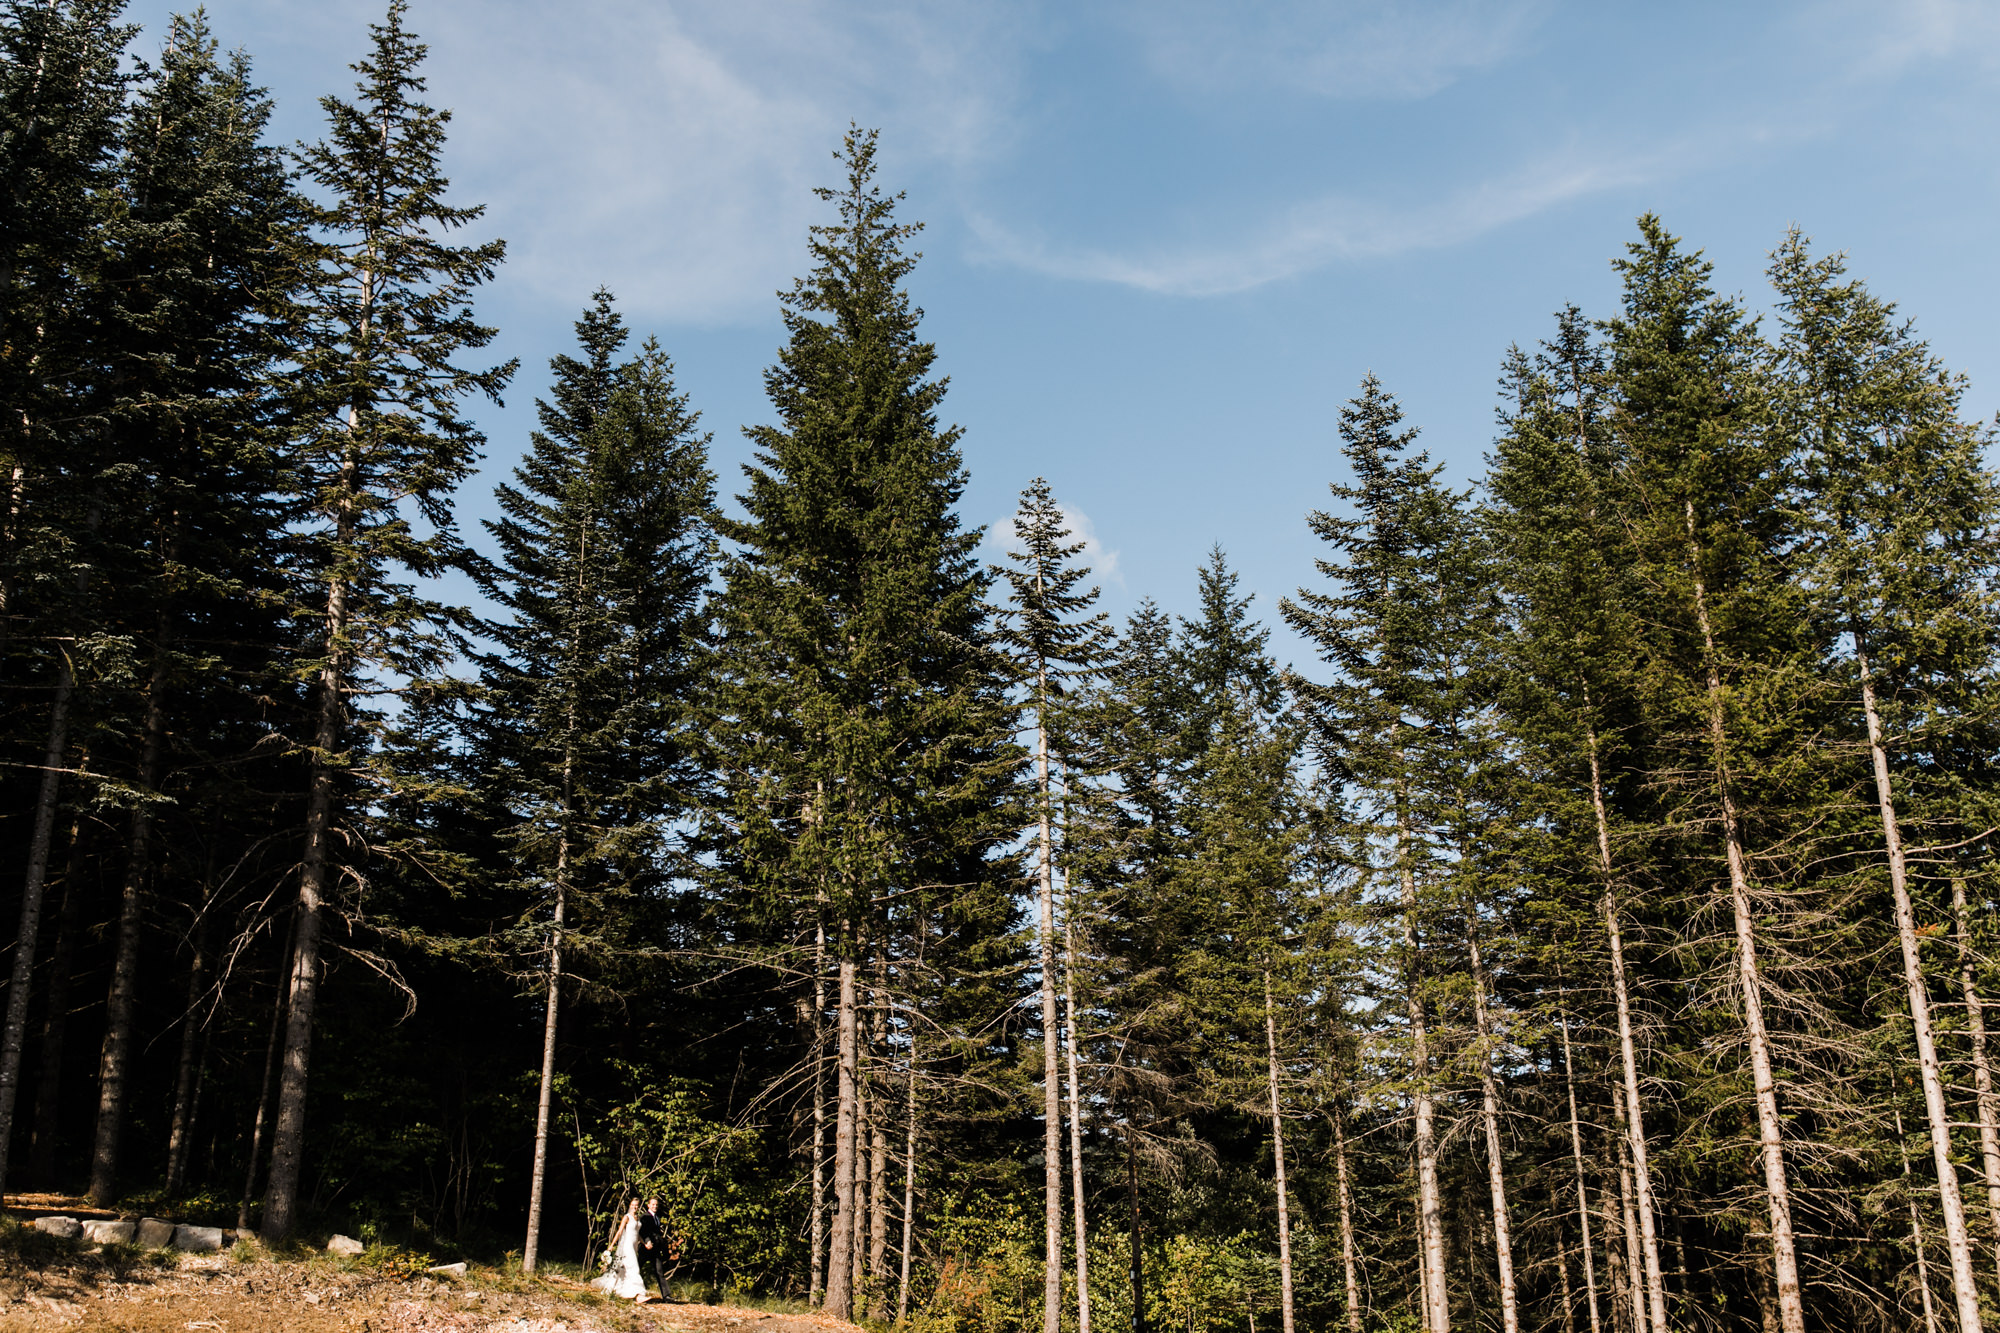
{"left": 0, "top": 1242, "right": 858, "bottom": 1333}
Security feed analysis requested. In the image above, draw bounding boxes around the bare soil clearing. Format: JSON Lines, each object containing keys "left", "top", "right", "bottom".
{"left": 0, "top": 1231, "right": 852, "bottom": 1333}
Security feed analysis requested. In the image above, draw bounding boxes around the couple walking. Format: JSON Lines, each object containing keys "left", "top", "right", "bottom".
{"left": 594, "top": 1195, "right": 677, "bottom": 1302}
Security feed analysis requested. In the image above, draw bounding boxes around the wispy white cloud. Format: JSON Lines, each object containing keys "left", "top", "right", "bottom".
{"left": 1117, "top": 0, "right": 1550, "bottom": 101}
{"left": 989, "top": 501, "right": 1124, "bottom": 589}
{"left": 967, "top": 140, "right": 1694, "bottom": 296}
{"left": 406, "top": 0, "right": 1024, "bottom": 322}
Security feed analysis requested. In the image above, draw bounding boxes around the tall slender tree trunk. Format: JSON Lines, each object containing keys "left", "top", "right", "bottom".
{"left": 261, "top": 451, "right": 359, "bottom": 1242}
{"left": 1064, "top": 909, "right": 1092, "bottom": 1333}
{"left": 0, "top": 648, "right": 78, "bottom": 1195}
{"left": 897, "top": 1022, "right": 918, "bottom": 1323}
{"left": 88, "top": 629, "right": 171, "bottom": 1204}
{"left": 1613, "top": 1083, "right": 1645, "bottom": 1333}
{"left": 521, "top": 847, "right": 566, "bottom": 1273}
{"left": 1334, "top": 1108, "right": 1362, "bottom": 1333}
{"left": 825, "top": 951, "right": 859, "bottom": 1319}
{"left": 238, "top": 922, "right": 292, "bottom": 1230}
{"left": 1415, "top": 1207, "right": 1433, "bottom": 1333}
{"left": 1951, "top": 874, "right": 2000, "bottom": 1281}
{"left": 1855, "top": 629, "right": 1984, "bottom": 1332}
{"left": 1584, "top": 714, "right": 1668, "bottom": 1333}
{"left": 1684, "top": 517, "right": 1804, "bottom": 1333}
{"left": 1036, "top": 678, "right": 1063, "bottom": 1333}
{"left": 1901, "top": 1108, "right": 1945, "bottom": 1333}
{"left": 812, "top": 908, "right": 828, "bottom": 1305}
{"left": 1467, "top": 932, "right": 1519, "bottom": 1333}
{"left": 28, "top": 819, "right": 88, "bottom": 1187}
{"left": 1398, "top": 794, "right": 1451, "bottom": 1333}
{"left": 1558, "top": 1005, "right": 1604, "bottom": 1333}
{"left": 164, "top": 905, "right": 211, "bottom": 1193}
{"left": 853, "top": 998, "right": 870, "bottom": 1318}
{"left": 1601, "top": 1173, "right": 1630, "bottom": 1333}
{"left": 1128, "top": 1126, "right": 1144, "bottom": 1333}
{"left": 1558, "top": 1244, "right": 1578, "bottom": 1333}
{"left": 1263, "top": 970, "right": 1296, "bottom": 1333}
{"left": 869, "top": 963, "right": 890, "bottom": 1306}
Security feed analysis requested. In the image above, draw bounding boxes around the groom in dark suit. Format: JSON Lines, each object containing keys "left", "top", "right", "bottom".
{"left": 637, "top": 1196, "right": 671, "bottom": 1299}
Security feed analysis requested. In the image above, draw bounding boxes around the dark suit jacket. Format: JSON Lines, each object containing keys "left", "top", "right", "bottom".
{"left": 637, "top": 1209, "right": 666, "bottom": 1253}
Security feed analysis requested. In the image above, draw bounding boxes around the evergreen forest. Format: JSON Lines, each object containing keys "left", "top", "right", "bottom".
{"left": 10, "top": 5, "right": 2000, "bottom": 1333}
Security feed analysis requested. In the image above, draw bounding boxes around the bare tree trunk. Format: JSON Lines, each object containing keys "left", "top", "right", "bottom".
{"left": 1558, "top": 1005, "right": 1603, "bottom": 1333}
{"left": 1601, "top": 1177, "right": 1630, "bottom": 1333}
{"left": 1901, "top": 1108, "right": 1945, "bottom": 1333}
{"left": 88, "top": 633, "right": 171, "bottom": 1205}
{"left": 521, "top": 857, "right": 565, "bottom": 1273}
{"left": 825, "top": 952, "right": 859, "bottom": 1320}
{"left": 0, "top": 648, "right": 78, "bottom": 1194}
{"left": 1952, "top": 874, "right": 2000, "bottom": 1282}
{"left": 869, "top": 966, "right": 890, "bottom": 1310}
{"left": 1467, "top": 932, "right": 1519, "bottom": 1333}
{"left": 1558, "top": 1243, "right": 1578, "bottom": 1333}
{"left": 1036, "top": 682, "right": 1064, "bottom": 1333}
{"left": 1334, "top": 1109, "right": 1362, "bottom": 1333}
{"left": 163, "top": 907, "right": 210, "bottom": 1193}
{"left": 1415, "top": 1207, "right": 1433, "bottom": 1333}
{"left": 1064, "top": 909, "right": 1092, "bottom": 1333}
{"left": 261, "top": 532, "right": 351, "bottom": 1241}
{"left": 852, "top": 997, "right": 870, "bottom": 1318}
{"left": 1684, "top": 517, "right": 1804, "bottom": 1333}
{"left": 237, "top": 923, "right": 292, "bottom": 1231}
{"left": 898, "top": 1023, "right": 918, "bottom": 1323}
{"left": 1855, "top": 632, "right": 1985, "bottom": 1332}
{"left": 812, "top": 910, "right": 828, "bottom": 1305}
{"left": 1128, "top": 1128, "right": 1144, "bottom": 1333}
{"left": 28, "top": 818, "right": 87, "bottom": 1188}
{"left": 1583, "top": 716, "right": 1668, "bottom": 1333}
{"left": 1263, "top": 970, "right": 1296, "bottom": 1333}
{"left": 1613, "top": 1083, "right": 1644, "bottom": 1333}
{"left": 1399, "top": 794, "right": 1451, "bottom": 1333}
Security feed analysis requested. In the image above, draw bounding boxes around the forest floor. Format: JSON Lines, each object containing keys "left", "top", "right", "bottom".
{"left": 0, "top": 1206, "right": 857, "bottom": 1333}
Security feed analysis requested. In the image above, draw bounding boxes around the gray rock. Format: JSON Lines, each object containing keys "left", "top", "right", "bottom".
{"left": 172, "top": 1224, "right": 225, "bottom": 1252}
{"left": 31, "top": 1216, "right": 81, "bottom": 1240}
{"left": 82, "top": 1219, "right": 135, "bottom": 1245}
{"left": 425, "top": 1261, "right": 467, "bottom": 1278}
{"left": 326, "top": 1234, "right": 364, "bottom": 1256}
{"left": 136, "top": 1218, "right": 176, "bottom": 1249}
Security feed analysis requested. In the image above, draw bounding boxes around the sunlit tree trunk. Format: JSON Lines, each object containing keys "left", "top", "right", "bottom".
{"left": 1334, "top": 1109, "right": 1362, "bottom": 1333}
{"left": 1468, "top": 932, "right": 1518, "bottom": 1333}
{"left": 1685, "top": 519, "right": 1803, "bottom": 1333}
{"left": 898, "top": 1023, "right": 919, "bottom": 1323}
{"left": 1952, "top": 874, "right": 2000, "bottom": 1281}
{"left": 1399, "top": 794, "right": 1450, "bottom": 1333}
{"left": 1065, "top": 909, "right": 1092, "bottom": 1333}
{"left": 1855, "top": 629, "right": 1984, "bottom": 1333}
{"left": 1558, "top": 1004, "right": 1603, "bottom": 1333}
{"left": 1901, "top": 1108, "right": 1945, "bottom": 1333}
{"left": 825, "top": 952, "right": 859, "bottom": 1319}
{"left": 1613, "top": 1083, "right": 1645, "bottom": 1333}
{"left": 1036, "top": 667, "right": 1064, "bottom": 1333}
{"left": 812, "top": 909, "right": 828, "bottom": 1304}
{"left": 520, "top": 837, "right": 566, "bottom": 1274}
{"left": 1584, "top": 712, "right": 1668, "bottom": 1333}
{"left": 1263, "top": 970, "right": 1296, "bottom": 1333}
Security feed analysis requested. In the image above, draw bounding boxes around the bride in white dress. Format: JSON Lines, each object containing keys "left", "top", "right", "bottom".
{"left": 593, "top": 1198, "right": 649, "bottom": 1301}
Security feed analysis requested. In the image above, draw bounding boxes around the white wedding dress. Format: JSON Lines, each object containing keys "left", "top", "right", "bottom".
{"left": 593, "top": 1218, "right": 646, "bottom": 1299}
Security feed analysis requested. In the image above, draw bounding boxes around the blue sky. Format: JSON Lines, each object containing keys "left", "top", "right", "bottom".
{"left": 127, "top": 0, "right": 2000, "bottom": 669}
